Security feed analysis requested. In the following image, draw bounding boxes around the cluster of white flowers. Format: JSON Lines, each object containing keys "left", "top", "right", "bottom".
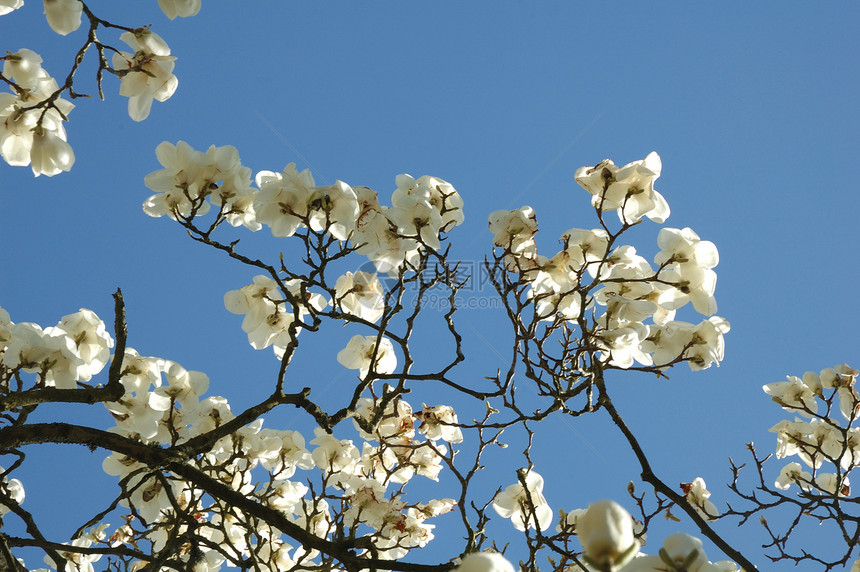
{"left": 489, "top": 153, "right": 729, "bottom": 371}
{"left": 766, "top": 364, "right": 858, "bottom": 496}
{"left": 103, "top": 370, "right": 460, "bottom": 565}
{"left": 144, "top": 140, "right": 258, "bottom": 225}
{"left": 0, "top": 2, "right": 198, "bottom": 175}
{"left": 0, "top": 48, "right": 75, "bottom": 176}
{"left": 1, "top": 143, "right": 776, "bottom": 569}
{"left": 143, "top": 142, "right": 465, "bottom": 276}
{"left": 0, "top": 306, "right": 113, "bottom": 389}
{"left": 0, "top": 307, "right": 467, "bottom": 569}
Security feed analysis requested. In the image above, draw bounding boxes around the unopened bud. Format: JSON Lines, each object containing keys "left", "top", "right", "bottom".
{"left": 578, "top": 500, "right": 639, "bottom": 570}
{"left": 455, "top": 552, "right": 515, "bottom": 572}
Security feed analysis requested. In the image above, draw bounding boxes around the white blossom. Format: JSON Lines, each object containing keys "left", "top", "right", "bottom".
{"left": 681, "top": 477, "right": 718, "bottom": 521}
{"left": 2, "top": 49, "right": 44, "bottom": 87}
{"left": 774, "top": 462, "right": 812, "bottom": 492}
{"left": 0, "top": 467, "right": 25, "bottom": 516}
{"left": 30, "top": 126, "right": 74, "bottom": 176}
{"left": 574, "top": 152, "right": 670, "bottom": 224}
{"left": 307, "top": 180, "right": 359, "bottom": 240}
{"left": 55, "top": 309, "right": 114, "bottom": 382}
{"left": 764, "top": 375, "right": 819, "bottom": 417}
{"left": 43, "top": 0, "right": 82, "bottom": 35}
{"left": 456, "top": 552, "right": 515, "bottom": 572}
{"left": 0, "top": 0, "right": 23, "bottom": 15}
{"left": 336, "top": 334, "right": 397, "bottom": 377}
{"left": 333, "top": 271, "right": 385, "bottom": 323}
{"left": 253, "top": 163, "right": 314, "bottom": 237}
{"left": 157, "top": 0, "right": 201, "bottom": 19}
{"left": 415, "top": 404, "right": 463, "bottom": 443}
{"left": 492, "top": 470, "right": 552, "bottom": 531}
{"left": 112, "top": 30, "right": 178, "bottom": 121}
{"left": 576, "top": 500, "right": 638, "bottom": 570}
{"left": 489, "top": 206, "right": 540, "bottom": 271}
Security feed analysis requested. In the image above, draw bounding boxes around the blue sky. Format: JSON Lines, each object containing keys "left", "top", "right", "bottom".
{"left": 1, "top": 2, "right": 858, "bottom": 569}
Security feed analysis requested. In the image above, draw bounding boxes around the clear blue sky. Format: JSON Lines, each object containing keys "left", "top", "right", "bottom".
{"left": 1, "top": 2, "right": 858, "bottom": 569}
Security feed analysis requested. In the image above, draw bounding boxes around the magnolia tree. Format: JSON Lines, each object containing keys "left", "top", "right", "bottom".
{"left": 0, "top": 3, "right": 858, "bottom": 572}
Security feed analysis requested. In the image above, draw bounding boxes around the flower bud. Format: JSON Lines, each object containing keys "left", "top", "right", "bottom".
{"left": 456, "top": 552, "right": 515, "bottom": 572}
{"left": 43, "top": 0, "right": 83, "bottom": 36}
{"left": 577, "top": 500, "right": 638, "bottom": 570}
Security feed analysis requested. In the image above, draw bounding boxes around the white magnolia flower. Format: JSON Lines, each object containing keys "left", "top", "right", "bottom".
{"left": 598, "top": 322, "right": 653, "bottom": 369}
{"left": 2, "top": 49, "right": 45, "bottom": 88}
{"left": 654, "top": 227, "right": 719, "bottom": 270}
{"left": 393, "top": 174, "right": 464, "bottom": 232}
{"left": 489, "top": 206, "right": 539, "bottom": 270}
{"left": 30, "top": 126, "right": 74, "bottom": 176}
{"left": 528, "top": 250, "right": 586, "bottom": 320}
{"left": 143, "top": 140, "right": 256, "bottom": 227}
{"left": 151, "top": 360, "right": 209, "bottom": 411}
{"left": 814, "top": 473, "right": 849, "bottom": 496}
{"left": 0, "top": 0, "right": 24, "bottom": 16}
{"left": 388, "top": 173, "right": 463, "bottom": 251}
{"left": 0, "top": 66, "right": 75, "bottom": 175}
{"left": 112, "top": 30, "right": 178, "bottom": 121}
{"left": 621, "top": 532, "right": 716, "bottom": 572}
{"left": 3, "top": 322, "right": 82, "bottom": 388}
{"left": 0, "top": 94, "right": 37, "bottom": 167}
{"left": 555, "top": 507, "right": 588, "bottom": 534}
{"left": 763, "top": 375, "right": 818, "bottom": 417}
{"left": 456, "top": 552, "right": 515, "bottom": 572}
{"left": 0, "top": 467, "right": 25, "bottom": 516}
{"left": 818, "top": 364, "right": 860, "bottom": 421}
{"left": 388, "top": 198, "right": 444, "bottom": 250}
{"left": 0, "top": 307, "right": 13, "bottom": 357}
{"left": 253, "top": 163, "right": 314, "bottom": 237}
{"left": 157, "top": 0, "right": 201, "bottom": 19}
{"left": 409, "top": 442, "right": 446, "bottom": 481}
{"left": 574, "top": 152, "right": 670, "bottom": 224}
{"left": 685, "top": 316, "right": 730, "bottom": 371}
{"left": 310, "top": 427, "right": 360, "bottom": 475}
{"left": 51, "top": 533, "right": 104, "bottom": 572}
{"left": 307, "top": 180, "right": 359, "bottom": 240}
{"left": 333, "top": 271, "right": 385, "bottom": 323}
{"left": 774, "top": 462, "right": 812, "bottom": 491}
{"left": 576, "top": 500, "right": 638, "bottom": 569}
{"left": 225, "top": 276, "right": 321, "bottom": 359}
{"left": 562, "top": 227, "right": 610, "bottom": 277}
{"left": 415, "top": 404, "right": 463, "bottom": 443}
{"left": 492, "top": 470, "right": 552, "bottom": 531}
{"left": 681, "top": 477, "right": 718, "bottom": 521}
{"left": 769, "top": 419, "right": 816, "bottom": 466}
{"left": 143, "top": 140, "right": 211, "bottom": 219}
{"left": 336, "top": 334, "right": 397, "bottom": 376}
{"left": 352, "top": 396, "right": 414, "bottom": 442}
{"left": 43, "top": 0, "right": 82, "bottom": 35}
{"left": 266, "top": 479, "right": 308, "bottom": 513}
{"left": 55, "top": 309, "right": 114, "bottom": 382}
